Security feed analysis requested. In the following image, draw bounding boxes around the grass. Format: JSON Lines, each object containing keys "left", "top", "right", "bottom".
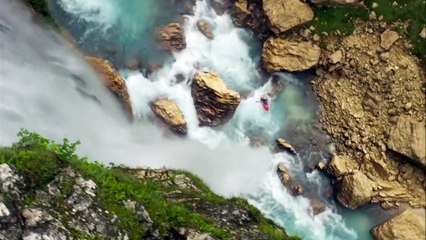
{"left": 0, "top": 130, "right": 296, "bottom": 240}
{"left": 310, "top": 0, "right": 426, "bottom": 61}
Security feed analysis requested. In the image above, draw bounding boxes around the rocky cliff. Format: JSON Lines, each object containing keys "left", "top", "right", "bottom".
{"left": 0, "top": 130, "right": 297, "bottom": 240}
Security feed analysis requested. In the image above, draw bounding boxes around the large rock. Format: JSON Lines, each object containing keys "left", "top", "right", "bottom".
{"left": 197, "top": 20, "right": 214, "bottom": 39}
{"left": 372, "top": 210, "right": 425, "bottom": 240}
{"left": 309, "top": 0, "right": 363, "bottom": 6}
{"left": 380, "top": 29, "right": 399, "bottom": 50}
{"left": 150, "top": 99, "right": 187, "bottom": 135}
{"left": 231, "top": 0, "right": 250, "bottom": 27}
{"left": 337, "top": 171, "right": 375, "bottom": 209}
{"left": 191, "top": 71, "right": 240, "bottom": 126}
{"left": 263, "top": 0, "right": 314, "bottom": 35}
{"left": 326, "top": 154, "right": 350, "bottom": 180}
{"left": 276, "top": 138, "right": 297, "bottom": 155}
{"left": 85, "top": 56, "right": 133, "bottom": 120}
{"left": 262, "top": 37, "right": 321, "bottom": 72}
{"left": 155, "top": 23, "right": 186, "bottom": 51}
{"left": 387, "top": 115, "right": 426, "bottom": 168}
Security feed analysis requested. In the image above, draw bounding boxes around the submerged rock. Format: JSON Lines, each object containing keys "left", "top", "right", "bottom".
{"left": 155, "top": 23, "right": 186, "bottom": 51}
{"left": 150, "top": 99, "right": 188, "bottom": 135}
{"left": 263, "top": 0, "right": 314, "bottom": 34}
{"left": 337, "top": 171, "right": 375, "bottom": 209}
{"left": 197, "top": 20, "right": 214, "bottom": 39}
{"left": 262, "top": 37, "right": 321, "bottom": 72}
{"left": 85, "top": 56, "right": 133, "bottom": 120}
{"left": 191, "top": 71, "right": 240, "bottom": 126}
{"left": 372, "top": 210, "right": 425, "bottom": 240}
{"left": 387, "top": 115, "right": 425, "bottom": 168}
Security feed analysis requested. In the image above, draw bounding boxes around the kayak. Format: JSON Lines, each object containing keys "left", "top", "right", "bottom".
{"left": 261, "top": 102, "right": 269, "bottom": 111}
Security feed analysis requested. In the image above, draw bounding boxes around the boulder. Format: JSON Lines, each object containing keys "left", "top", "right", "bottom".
{"left": 262, "top": 37, "right": 321, "bottom": 72}
{"left": 85, "top": 56, "right": 133, "bottom": 120}
{"left": 387, "top": 115, "right": 426, "bottom": 168}
{"left": 291, "top": 183, "right": 304, "bottom": 195}
{"left": 231, "top": 0, "right": 250, "bottom": 27}
{"left": 155, "top": 23, "right": 186, "bottom": 51}
{"left": 309, "top": 199, "right": 326, "bottom": 215}
{"left": 276, "top": 138, "right": 297, "bottom": 155}
{"left": 337, "top": 171, "right": 375, "bottom": 209}
{"left": 329, "top": 50, "right": 343, "bottom": 64}
{"left": 191, "top": 71, "right": 240, "bottom": 126}
{"left": 263, "top": 0, "right": 314, "bottom": 34}
{"left": 309, "top": 0, "right": 363, "bottom": 6}
{"left": 150, "top": 99, "right": 187, "bottom": 135}
{"left": 326, "top": 154, "right": 350, "bottom": 179}
{"left": 372, "top": 210, "right": 425, "bottom": 240}
{"left": 277, "top": 163, "right": 291, "bottom": 185}
{"left": 197, "top": 20, "right": 214, "bottom": 40}
{"left": 420, "top": 27, "right": 426, "bottom": 39}
{"left": 380, "top": 29, "right": 399, "bottom": 50}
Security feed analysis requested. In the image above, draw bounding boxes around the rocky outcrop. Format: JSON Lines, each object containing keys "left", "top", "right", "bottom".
{"left": 150, "top": 99, "right": 187, "bottom": 135}
{"left": 312, "top": 21, "right": 425, "bottom": 208}
{"left": 191, "top": 71, "right": 240, "bottom": 126}
{"left": 263, "top": 0, "right": 314, "bottom": 35}
{"left": 380, "top": 29, "right": 399, "bottom": 50}
{"left": 85, "top": 56, "right": 133, "bottom": 120}
{"left": 326, "top": 154, "right": 352, "bottom": 180}
{"left": 230, "top": 0, "right": 271, "bottom": 39}
{"left": 155, "top": 23, "right": 186, "bottom": 51}
{"left": 262, "top": 37, "right": 321, "bottom": 72}
{"left": 372, "top": 210, "right": 425, "bottom": 240}
{"left": 197, "top": 20, "right": 214, "bottom": 39}
{"left": 337, "top": 171, "right": 375, "bottom": 209}
{"left": 309, "top": 0, "right": 363, "bottom": 6}
{"left": 276, "top": 137, "right": 298, "bottom": 155}
{"left": 387, "top": 115, "right": 426, "bottom": 168}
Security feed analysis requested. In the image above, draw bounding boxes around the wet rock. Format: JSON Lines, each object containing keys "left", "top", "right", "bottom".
{"left": 155, "top": 23, "right": 186, "bottom": 51}
{"left": 262, "top": 37, "right": 320, "bottom": 72}
{"left": 150, "top": 99, "right": 187, "bottom": 135}
{"left": 371, "top": 210, "right": 425, "bottom": 240}
{"left": 197, "top": 20, "right": 214, "bottom": 40}
{"left": 125, "top": 57, "right": 139, "bottom": 70}
{"left": 277, "top": 163, "right": 291, "bottom": 185}
{"left": 337, "top": 171, "right": 375, "bottom": 209}
{"left": 309, "top": 0, "right": 363, "bottom": 6}
{"left": 309, "top": 199, "right": 326, "bottom": 215}
{"left": 380, "top": 29, "right": 399, "bottom": 50}
{"left": 291, "top": 183, "right": 304, "bottom": 195}
{"left": 387, "top": 115, "right": 426, "bottom": 168}
{"left": 231, "top": 0, "right": 250, "bottom": 27}
{"left": 85, "top": 56, "right": 133, "bottom": 120}
{"left": 276, "top": 138, "right": 298, "bottom": 155}
{"left": 191, "top": 71, "right": 240, "bottom": 126}
{"left": 263, "top": 0, "right": 314, "bottom": 34}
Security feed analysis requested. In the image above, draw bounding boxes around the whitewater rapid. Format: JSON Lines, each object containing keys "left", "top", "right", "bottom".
{"left": 0, "top": 0, "right": 374, "bottom": 239}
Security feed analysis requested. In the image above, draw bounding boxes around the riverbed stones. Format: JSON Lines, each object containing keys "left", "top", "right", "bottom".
{"left": 85, "top": 56, "right": 133, "bottom": 120}
{"left": 337, "top": 171, "right": 375, "bottom": 209}
{"left": 150, "top": 99, "right": 187, "bottom": 135}
{"left": 387, "top": 115, "right": 426, "bottom": 168}
{"left": 380, "top": 29, "right": 399, "bottom": 50}
{"left": 262, "top": 37, "right": 321, "bottom": 72}
{"left": 155, "top": 23, "right": 186, "bottom": 51}
{"left": 197, "top": 20, "right": 214, "bottom": 39}
{"left": 263, "top": 0, "right": 314, "bottom": 35}
{"left": 191, "top": 71, "right": 240, "bottom": 126}
{"left": 371, "top": 210, "right": 425, "bottom": 240}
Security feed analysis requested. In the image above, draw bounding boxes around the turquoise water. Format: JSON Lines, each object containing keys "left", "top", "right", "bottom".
{"left": 7, "top": 0, "right": 395, "bottom": 239}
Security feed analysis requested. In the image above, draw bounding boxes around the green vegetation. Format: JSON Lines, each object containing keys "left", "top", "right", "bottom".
{"left": 310, "top": 0, "right": 426, "bottom": 61}
{"left": 0, "top": 130, "right": 296, "bottom": 240}
{"left": 24, "top": 0, "right": 56, "bottom": 26}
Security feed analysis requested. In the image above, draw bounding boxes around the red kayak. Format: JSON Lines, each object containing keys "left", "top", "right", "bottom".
{"left": 260, "top": 97, "right": 269, "bottom": 111}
